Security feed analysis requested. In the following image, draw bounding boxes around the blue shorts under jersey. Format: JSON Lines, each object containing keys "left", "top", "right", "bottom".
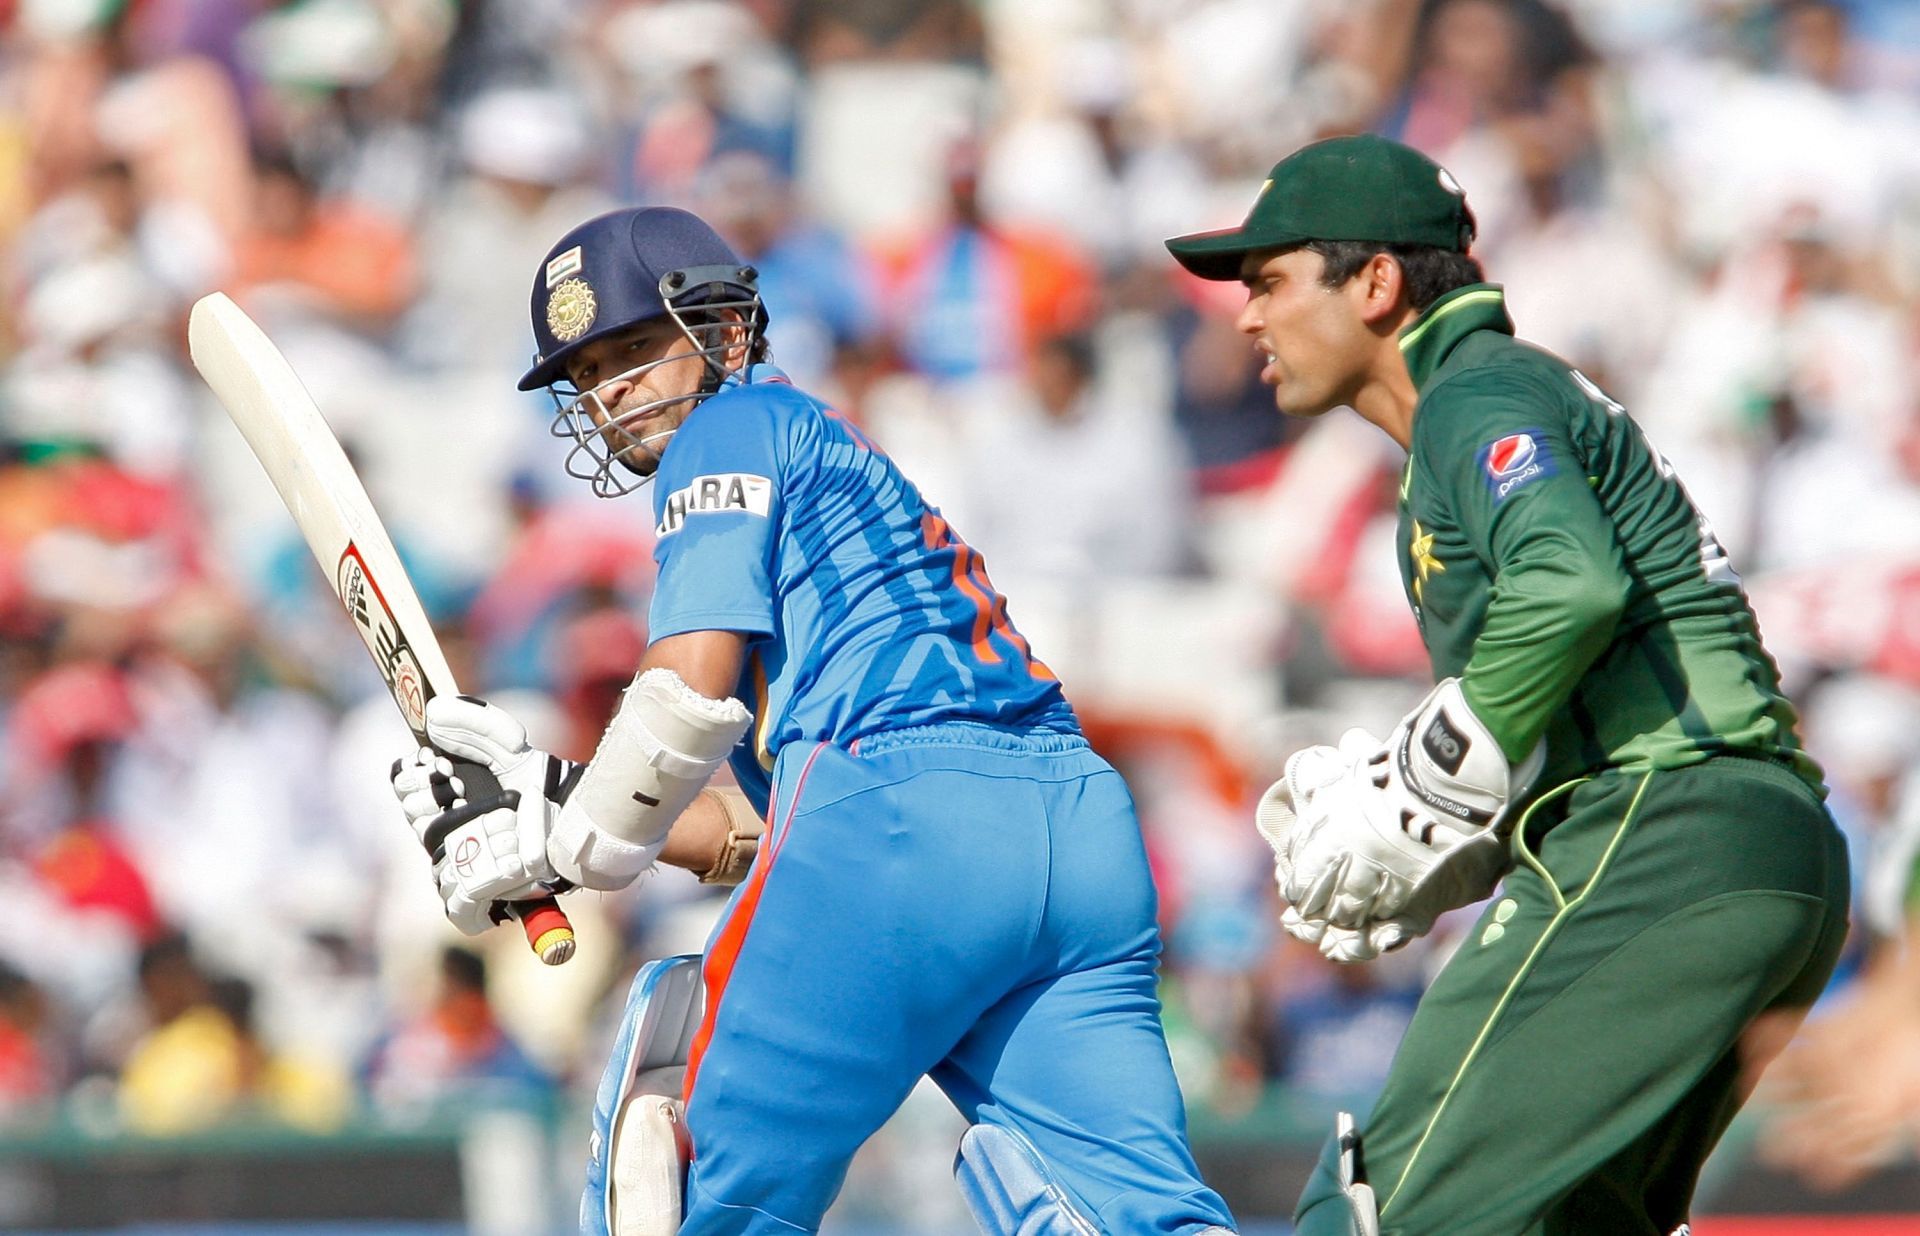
{"left": 646, "top": 365, "right": 1078, "bottom": 813}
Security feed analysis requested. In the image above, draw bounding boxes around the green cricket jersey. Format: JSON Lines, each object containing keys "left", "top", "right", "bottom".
{"left": 1393, "top": 285, "right": 1822, "bottom": 794}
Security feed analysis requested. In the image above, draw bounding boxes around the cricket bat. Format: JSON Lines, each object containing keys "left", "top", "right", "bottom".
{"left": 188, "top": 292, "right": 575, "bottom": 966}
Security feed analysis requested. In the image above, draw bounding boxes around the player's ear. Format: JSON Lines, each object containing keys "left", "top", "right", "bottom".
{"left": 716, "top": 310, "right": 752, "bottom": 370}
{"left": 1357, "top": 253, "right": 1409, "bottom": 327}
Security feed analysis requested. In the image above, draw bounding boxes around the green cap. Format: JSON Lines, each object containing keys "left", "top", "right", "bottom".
{"left": 1165, "top": 135, "right": 1476, "bottom": 281}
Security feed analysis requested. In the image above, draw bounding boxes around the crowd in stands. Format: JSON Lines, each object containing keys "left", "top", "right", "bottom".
{"left": 2, "top": 0, "right": 1920, "bottom": 1217}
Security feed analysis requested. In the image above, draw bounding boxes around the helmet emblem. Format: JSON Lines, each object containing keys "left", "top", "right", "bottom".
{"left": 547, "top": 277, "right": 598, "bottom": 342}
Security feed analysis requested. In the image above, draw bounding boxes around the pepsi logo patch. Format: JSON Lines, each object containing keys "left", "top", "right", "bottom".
{"left": 1487, "top": 433, "right": 1535, "bottom": 475}
{"left": 1478, "top": 430, "right": 1556, "bottom": 502}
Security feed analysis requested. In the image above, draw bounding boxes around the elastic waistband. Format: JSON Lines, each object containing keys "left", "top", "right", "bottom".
{"left": 1568, "top": 752, "right": 1828, "bottom": 814}
{"left": 1692, "top": 750, "right": 1830, "bottom": 811}
{"left": 851, "top": 720, "right": 1089, "bottom": 758}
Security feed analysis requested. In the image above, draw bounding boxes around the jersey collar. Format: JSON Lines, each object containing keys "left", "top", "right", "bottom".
{"left": 720, "top": 362, "right": 795, "bottom": 390}
{"left": 1397, "top": 283, "right": 1513, "bottom": 392}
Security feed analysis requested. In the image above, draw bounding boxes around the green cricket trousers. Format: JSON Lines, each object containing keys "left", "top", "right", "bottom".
{"left": 1294, "top": 754, "right": 1851, "bottom": 1236}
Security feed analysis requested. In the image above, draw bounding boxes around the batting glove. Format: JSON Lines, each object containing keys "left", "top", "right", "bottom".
{"left": 391, "top": 747, "right": 459, "bottom": 830}
{"left": 407, "top": 696, "right": 584, "bottom": 934}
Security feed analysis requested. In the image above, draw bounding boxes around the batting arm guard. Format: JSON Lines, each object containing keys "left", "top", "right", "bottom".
{"left": 547, "top": 668, "right": 752, "bottom": 891}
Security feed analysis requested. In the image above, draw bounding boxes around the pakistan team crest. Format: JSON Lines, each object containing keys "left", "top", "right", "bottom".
{"left": 547, "top": 277, "right": 598, "bottom": 342}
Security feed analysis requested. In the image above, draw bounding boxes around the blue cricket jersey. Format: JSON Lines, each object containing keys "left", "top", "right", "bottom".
{"left": 647, "top": 366, "right": 1077, "bottom": 812}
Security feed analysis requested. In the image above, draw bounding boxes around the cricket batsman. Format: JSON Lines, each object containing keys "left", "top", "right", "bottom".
{"left": 391, "top": 206, "right": 1239, "bottom": 1235}
{"left": 1166, "top": 136, "right": 1851, "bottom": 1235}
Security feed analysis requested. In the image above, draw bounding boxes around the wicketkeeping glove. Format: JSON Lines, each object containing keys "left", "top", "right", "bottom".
{"left": 1258, "top": 731, "right": 1422, "bottom": 962}
{"left": 1259, "top": 679, "right": 1545, "bottom": 960}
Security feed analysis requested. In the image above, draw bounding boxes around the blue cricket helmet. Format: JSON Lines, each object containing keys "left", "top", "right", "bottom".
{"left": 517, "top": 206, "right": 763, "bottom": 392}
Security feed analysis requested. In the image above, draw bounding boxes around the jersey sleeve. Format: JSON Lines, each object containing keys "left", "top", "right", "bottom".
{"left": 647, "top": 388, "right": 790, "bottom": 641}
{"left": 1415, "top": 369, "right": 1631, "bottom": 763}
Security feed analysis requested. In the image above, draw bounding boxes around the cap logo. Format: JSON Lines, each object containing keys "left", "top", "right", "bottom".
{"left": 1438, "top": 167, "right": 1463, "bottom": 196}
{"left": 547, "top": 277, "right": 598, "bottom": 342}
{"left": 1250, "top": 177, "right": 1273, "bottom": 219}
{"left": 545, "top": 245, "right": 584, "bottom": 288}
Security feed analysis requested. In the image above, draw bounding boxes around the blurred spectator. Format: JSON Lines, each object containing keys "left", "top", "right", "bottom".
{"left": 465, "top": 478, "right": 655, "bottom": 691}
{"left": 1802, "top": 674, "right": 1920, "bottom": 942}
{"left": 978, "top": 35, "right": 1213, "bottom": 271}
{"left": 1165, "top": 297, "right": 1296, "bottom": 493}
{"left": 788, "top": 0, "right": 983, "bottom": 65}
{"left": 550, "top": 604, "right": 649, "bottom": 762}
{"left": 205, "top": 974, "right": 351, "bottom": 1132}
{"left": 11, "top": 457, "right": 207, "bottom": 626}
{"left": 118, "top": 931, "right": 244, "bottom": 1133}
{"left": 696, "top": 150, "right": 882, "bottom": 394}
{"left": 0, "top": 960, "right": 56, "bottom": 1117}
{"left": 873, "top": 139, "right": 1098, "bottom": 385}
{"left": 607, "top": 0, "right": 799, "bottom": 204}
{"left": 1757, "top": 673, "right": 1920, "bottom": 1189}
{"left": 231, "top": 149, "right": 418, "bottom": 327}
{"left": 954, "top": 331, "right": 1189, "bottom": 582}
{"left": 4, "top": 658, "right": 153, "bottom": 960}
{"left": 403, "top": 85, "right": 612, "bottom": 371}
{"left": 1266, "top": 947, "right": 1425, "bottom": 1108}
{"left": 1376, "top": 0, "right": 1599, "bottom": 249}
{"left": 238, "top": 0, "right": 453, "bottom": 221}
{"left": 1638, "top": 214, "right": 1920, "bottom": 572}
{"left": 85, "top": 16, "right": 254, "bottom": 258}
{"left": 13, "top": 158, "right": 148, "bottom": 295}
{"left": 365, "top": 945, "right": 549, "bottom": 1113}
{"left": 1758, "top": 894, "right": 1920, "bottom": 1193}
{"left": 110, "top": 586, "right": 366, "bottom": 981}
{"left": 118, "top": 932, "right": 348, "bottom": 1134}
{"left": 1647, "top": 0, "right": 1920, "bottom": 268}
{"left": 3, "top": 252, "right": 196, "bottom": 478}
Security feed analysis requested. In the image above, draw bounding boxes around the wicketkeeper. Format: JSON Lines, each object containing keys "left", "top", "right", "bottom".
{"left": 1167, "top": 136, "right": 1851, "bottom": 1236}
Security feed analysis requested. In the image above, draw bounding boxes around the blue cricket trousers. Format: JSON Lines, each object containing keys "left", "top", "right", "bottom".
{"left": 678, "top": 723, "right": 1235, "bottom": 1234}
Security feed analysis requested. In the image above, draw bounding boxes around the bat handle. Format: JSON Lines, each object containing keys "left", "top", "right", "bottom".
{"left": 516, "top": 898, "right": 577, "bottom": 966}
{"left": 446, "top": 758, "right": 577, "bottom": 966}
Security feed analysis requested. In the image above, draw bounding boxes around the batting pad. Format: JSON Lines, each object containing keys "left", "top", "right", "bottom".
{"left": 954, "top": 1122, "right": 1101, "bottom": 1236}
{"left": 583, "top": 954, "right": 704, "bottom": 1236}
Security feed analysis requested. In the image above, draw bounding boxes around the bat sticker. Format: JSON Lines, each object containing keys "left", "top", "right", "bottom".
{"left": 337, "top": 543, "right": 429, "bottom": 734}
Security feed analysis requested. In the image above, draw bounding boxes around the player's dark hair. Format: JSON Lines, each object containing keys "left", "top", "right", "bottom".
{"left": 441, "top": 945, "right": 488, "bottom": 995}
{"left": 0, "top": 959, "right": 34, "bottom": 1006}
{"left": 137, "top": 929, "right": 196, "bottom": 981}
{"left": 1035, "top": 331, "right": 1096, "bottom": 381}
{"left": 1299, "top": 240, "right": 1485, "bottom": 312}
{"left": 209, "top": 975, "right": 257, "bottom": 1034}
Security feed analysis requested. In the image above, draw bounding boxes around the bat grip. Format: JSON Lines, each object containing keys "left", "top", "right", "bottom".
{"left": 445, "top": 758, "right": 577, "bottom": 967}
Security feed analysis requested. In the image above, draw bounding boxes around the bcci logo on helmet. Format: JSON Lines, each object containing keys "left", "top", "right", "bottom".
{"left": 547, "top": 277, "right": 598, "bottom": 342}
{"left": 1480, "top": 431, "right": 1554, "bottom": 502}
